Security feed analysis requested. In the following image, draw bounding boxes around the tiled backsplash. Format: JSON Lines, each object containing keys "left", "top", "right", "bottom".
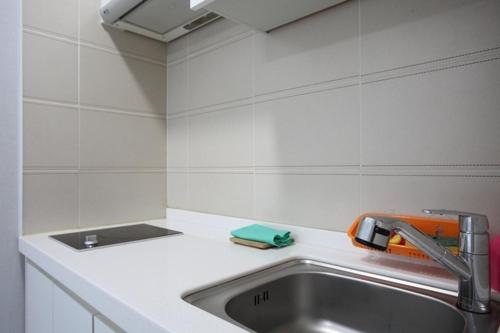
{"left": 166, "top": 0, "right": 500, "bottom": 236}
{"left": 22, "top": 0, "right": 167, "bottom": 234}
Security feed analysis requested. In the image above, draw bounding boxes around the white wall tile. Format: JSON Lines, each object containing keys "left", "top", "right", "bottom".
{"left": 167, "top": 172, "right": 189, "bottom": 210}
{"left": 188, "top": 18, "right": 251, "bottom": 54}
{"left": 166, "top": 61, "right": 189, "bottom": 114}
{"left": 361, "top": 0, "right": 500, "bottom": 73}
{"left": 255, "top": 86, "right": 359, "bottom": 166}
{"left": 23, "top": 0, "right": 78, "bottom": 39}
{"left": 79, "top": 0, "right": 166, "bottom": 62}
{"left": 361, "top": 175, "right": 500, "bottom": 237}
{"left": 23, "top": 174, "right": 79, "bottom": 234}
{"left": 189, "top": 173, "right": 253, "bottom": 218}
{"left": 80, "top": 110, "right": 166, "bottom": 169}
{"left": 255, "top": 174, "right": 360, "bottom": 231}
{"left": 79, "top": 172, "right": 166, "bottom": 227}
{"left": 362, "top": 60, "right": 500, "bottom": 166}
{"left": 80, "top": 46, "right": 166, "bottom": 114}
{"left": 254, "top": 0, "right": 359, "bottom": 95}
{"left": 23, "top": 32, "right": 77, "bottom": 103}
{"left": 189, "top": 36, "right": 253, "bottom": 108}
{"left": 167, "top": 117, "right": 188, "bottom": 168}
{"left": 189, "top": 106, "right": 253, "bottom": 167}
{"left": 24, "top": 103, "right": 78, "bottom": 168}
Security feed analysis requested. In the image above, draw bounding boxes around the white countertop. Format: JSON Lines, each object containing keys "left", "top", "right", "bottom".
{"left": 20, "top": 209, "right": 486, "bottom": 333}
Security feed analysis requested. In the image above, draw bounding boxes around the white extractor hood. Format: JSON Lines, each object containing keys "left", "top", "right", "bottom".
{"left": 100, "top": 0, "right": 220, "bottom": 42}
{"left": 191, "top": 0, "right": 347, "bottom": 32}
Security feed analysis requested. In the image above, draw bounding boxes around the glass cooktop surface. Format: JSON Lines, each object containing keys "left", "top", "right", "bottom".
{"left": 51, "top": 224, "right": 182, "bottom": 250}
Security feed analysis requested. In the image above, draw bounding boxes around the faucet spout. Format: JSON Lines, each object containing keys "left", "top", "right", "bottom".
{"left": 391, "top": 219, "right": 471, "bottom": 279}
{"left": 355, "top": 212, "right": 490, "bottom": 313}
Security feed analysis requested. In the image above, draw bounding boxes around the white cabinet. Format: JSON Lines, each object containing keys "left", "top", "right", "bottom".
{"left": 25, "top": 261, "right": 124, "bottom": 333}
{"left": 95, "top": 315, "right": 125, "bottom": 333}
{"left": 191, "top": 0, "right": 347, "bottom": 32}
{"left": 54, "top": 285, "right": 93, "bottom": 333}
{"left": 25, "top": 262, "right": 53, "bottom": 333}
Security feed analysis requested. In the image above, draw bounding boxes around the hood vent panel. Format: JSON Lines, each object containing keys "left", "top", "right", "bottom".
{"left": 100, "top": 0, "right": 220, "bottom": 42}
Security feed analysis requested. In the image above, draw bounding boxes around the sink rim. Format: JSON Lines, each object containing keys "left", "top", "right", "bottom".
{"left": 183, "top": 258, "right": 499, "bottom": 333}
{"left": 183, "top": 258, "right": 459, "bottom": 305}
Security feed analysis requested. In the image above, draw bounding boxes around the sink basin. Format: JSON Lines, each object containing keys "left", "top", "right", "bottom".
{"left": 183, "top": 259, "right": 500, "bottom": 333}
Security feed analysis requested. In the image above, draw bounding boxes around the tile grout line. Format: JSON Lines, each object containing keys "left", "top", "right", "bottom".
{"left": 23, "top": 26, "right": 166, "bottom": 67}
{"left": 19, "top": 0, "right": 24, "bottom": 235}
{"left": 166, "top": 97, "right": 254, "bottom": 120}
{"left": 23, "top": 97, "right": 79, "bottom": 109}
{"left": 24, "top": 168, "right": 167, "bottom": 175}
{"left": 25, "top": 168, "right": 500, "bottom": 177}
{"left": 79, "top": 41, "right": 166, "bottom": 67}
{"left": 77, "top": 0, "right": 81, "bottom": 228}
{"left": 251, "top": 31, "right": 257, "bottom": 220}
{"left": 80, "top": 105, "right": 166, "bottom": 119}
{"left": 362, "top": 46, "right": 500, "bottom": 81}
{"left": 167, "top": 44, "right": 169, "bottom": 211}
{"left": 23, "top": 97, "right": 166, "bottom": 119}
{"left": 166, "top": 49, "right": 500, "bottom": 120}
{"left": 166, "top": 30, "right": 254, "bottom": 67}
{"left": 165, "top": 165, "right": 500, "bottom": 177}
{"left": 358, "top": 0, "right": 363, "bottom": 216}
{"left": 166, "top": 77, "right": 359, "bottom": 120}
{"left": 169, "top": 164, "right": 500, "bottom": 169}
{"left": 23, "top": 27, "right": 77, "bottom": 44}
{"left": 362, "top": 54, "right": 500, "bottom": 86}
{"left": 186, "top": 35, "right": 191, "bottom": 211}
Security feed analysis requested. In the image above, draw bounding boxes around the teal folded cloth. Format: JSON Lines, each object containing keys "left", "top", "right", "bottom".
{"left": 231, "top": 224, "right": 294, "bottom": 247}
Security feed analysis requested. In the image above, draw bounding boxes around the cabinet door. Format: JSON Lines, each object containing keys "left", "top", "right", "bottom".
{"left": 94, "top": 315, "right": 125, "bottom": 333}
{"left": 26, "top": 262, "right": 122, "bottom": 333}
{"left": 54, "top": 285, "right": 93, "bottom": 333}
{"left": 25, "top": 262, "right": 53, "bottom": 333}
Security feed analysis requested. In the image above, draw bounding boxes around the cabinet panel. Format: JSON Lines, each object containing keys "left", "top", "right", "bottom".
{"left": 95, "top": 315, "right": 125, "bottom": 333}
{"left": 53, "top": 285, "right": 93, "bottom": 333}
{"left": 26, "top": 261, "right": 122, "bottom": 333}
{"left": 25, "top": 262, "right": 53, "bottom": 333}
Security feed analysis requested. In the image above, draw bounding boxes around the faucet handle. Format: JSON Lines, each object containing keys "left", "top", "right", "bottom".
{"left": 422, "top": 209, "right": 489, "bottom": 233}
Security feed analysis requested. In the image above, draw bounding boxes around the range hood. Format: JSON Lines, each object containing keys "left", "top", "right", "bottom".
{"left": 100, "top": 0, "right": 221, "bottom": 42}
{"left": 191, "top": 0, "right": 347, "bottom": 32}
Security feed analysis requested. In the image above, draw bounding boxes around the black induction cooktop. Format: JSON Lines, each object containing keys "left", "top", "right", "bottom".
{"left": 50, "top": 224, "right": 182, "bottom": 250}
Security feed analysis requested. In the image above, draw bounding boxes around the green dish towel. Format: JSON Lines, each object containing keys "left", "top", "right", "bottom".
{"left": 231, "top": 224, "right": 294, "bottom": 247}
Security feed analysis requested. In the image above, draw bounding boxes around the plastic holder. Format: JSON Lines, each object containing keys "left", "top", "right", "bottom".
{"left": 347, "top": 213, "right": 459, "bottom": 260}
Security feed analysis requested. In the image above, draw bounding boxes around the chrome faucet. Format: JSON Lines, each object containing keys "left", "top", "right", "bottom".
{"left": 355, "top": 209, "right": 490, "bottom": 313}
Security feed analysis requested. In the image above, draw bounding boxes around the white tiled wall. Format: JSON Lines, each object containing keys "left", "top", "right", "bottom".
{"left": 253, "top": 1, "right": 359, "bottom": 95}
{"left": 22, "top": 0, "right": 167, "bottom": 234}
{"left": 23, "top": 33, "right": 78, "bottom": 103}
{"left": 254, "top": 87, "right": 360, "bottom": 166}
{"left": 189, "top": 106, "right": 253, "bottom": 167}
{"left": 166, "top": 0, "right": 500, "bottom": 236}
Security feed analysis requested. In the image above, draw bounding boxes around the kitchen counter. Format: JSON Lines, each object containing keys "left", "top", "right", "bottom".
{"left": 19, "top": 209, "right": 493, "bottom": 333}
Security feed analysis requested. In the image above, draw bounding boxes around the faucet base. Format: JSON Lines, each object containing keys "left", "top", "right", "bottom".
{"left": 458, "top": 299, "right": 491, "bottom": 314}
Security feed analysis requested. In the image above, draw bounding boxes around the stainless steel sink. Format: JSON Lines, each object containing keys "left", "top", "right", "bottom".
{"left": 183, "top": 259, "right": 500, "bottom": 333}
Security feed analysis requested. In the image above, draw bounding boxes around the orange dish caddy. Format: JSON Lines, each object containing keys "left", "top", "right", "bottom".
{"left": 347, "top": 213, "right": 459, "bottom": 260}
